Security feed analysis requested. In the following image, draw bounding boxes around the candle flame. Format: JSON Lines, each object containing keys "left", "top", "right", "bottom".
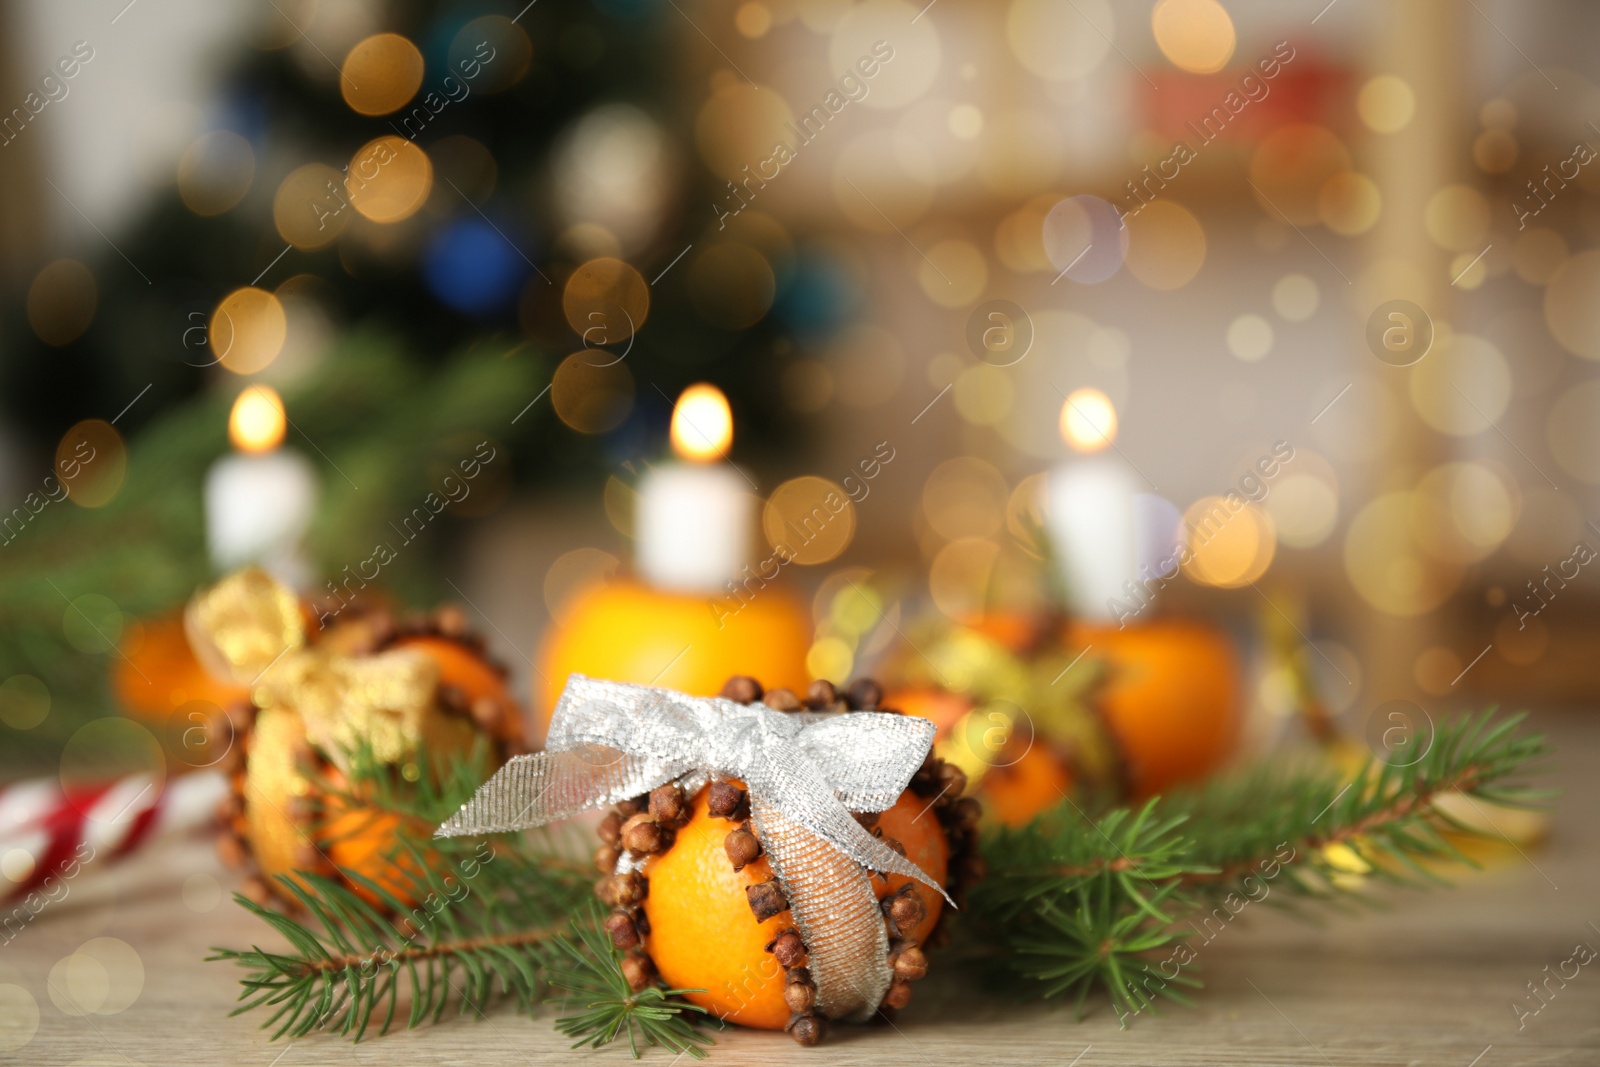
{"left": 670, "top": 383, "right": 733, "bottom": 462}
{"left": 1059, "top": 387, "right": 1118, "bottom": 453}
{"left": 230, "top": 385, "right": 286, "bottom": 454}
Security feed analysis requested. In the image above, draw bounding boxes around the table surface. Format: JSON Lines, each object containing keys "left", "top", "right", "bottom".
{"left": 4, "top": 710, "right": 1597, "bottom": 1067}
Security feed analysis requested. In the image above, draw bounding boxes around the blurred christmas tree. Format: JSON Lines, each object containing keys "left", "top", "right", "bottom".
{"left": 0, "top": 0, "right": 849, "bottom": 767}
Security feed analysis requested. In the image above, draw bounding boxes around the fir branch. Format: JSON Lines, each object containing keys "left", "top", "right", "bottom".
{"left": 972, "top": 711, "right": 1550, "bottom": 1023}
{"left": 551, "top": 900, "right": 715, "bottom": 1059}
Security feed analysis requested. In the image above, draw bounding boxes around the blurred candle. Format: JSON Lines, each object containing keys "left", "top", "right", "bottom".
{"left": 636, "top": 384, "right": 752, "bottom": 592}
{"left": 1043, "top": 387, "right": 1140, "bottom": 621}
{"left": 205, "top": 386, "right": 317, "bottom": 587}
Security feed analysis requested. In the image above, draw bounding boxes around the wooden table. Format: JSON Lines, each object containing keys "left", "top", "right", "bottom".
{"left": 4, "top": 710, "right": 1596, "bottom": 1066}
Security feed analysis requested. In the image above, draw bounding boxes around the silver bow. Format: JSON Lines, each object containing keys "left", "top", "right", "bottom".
{"left": 435, "top": 674, "right": 950, "bottom": 1020}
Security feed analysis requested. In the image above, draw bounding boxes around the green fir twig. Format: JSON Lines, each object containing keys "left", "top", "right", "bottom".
{"left": 551, "top": 900, "right": 715, "bottom": 1059}
{"left": 971, "top": 710, "right": 1550, "bottom": 1024}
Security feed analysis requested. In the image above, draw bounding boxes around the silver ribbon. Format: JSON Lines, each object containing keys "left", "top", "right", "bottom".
{"left": 435, "top": 674, "right": 950, "bottom": 1020}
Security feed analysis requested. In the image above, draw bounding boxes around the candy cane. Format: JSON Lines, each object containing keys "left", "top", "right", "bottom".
{"left": 0, "top": 770, "right": 227, "bottom": 903}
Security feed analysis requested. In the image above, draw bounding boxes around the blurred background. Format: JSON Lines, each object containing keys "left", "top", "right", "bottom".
{"left": 3, "top": 0, "right": 1600, "bottom": 776}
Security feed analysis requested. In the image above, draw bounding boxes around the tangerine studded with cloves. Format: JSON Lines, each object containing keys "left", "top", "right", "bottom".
{"left": 589, "top": 675, "right": 984, "bottom": 1046}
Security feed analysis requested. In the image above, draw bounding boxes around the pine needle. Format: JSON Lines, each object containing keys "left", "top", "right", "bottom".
{"left": 971, "top": 710, "right": 1550, "bottom": 1024}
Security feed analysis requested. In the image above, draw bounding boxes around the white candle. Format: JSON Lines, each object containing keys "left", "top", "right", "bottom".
{"left": 1043, "top": 387, "right": 1140, "bottom": 621}
{"left": 205, "top": 386, "right": 317, "bottom": 588}
{"left": 636, "top": 383, "right": 753, "bottom": 593}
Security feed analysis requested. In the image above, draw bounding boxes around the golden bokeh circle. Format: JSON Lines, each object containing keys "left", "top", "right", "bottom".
{"left": 274, "top": 163, "right": 348, "bottom": 249}
{"left": 563, "top": 257, "right": 649, "bottom": 344}
{"left": 1423, "top": 184, "right": 1490, "bottom": 253}
{"left": 1414, "top": 462, "right": 1516, "bottom": 564}
{"left": 1512, "top": 227, "right": 1567, "bottom": 285}
{"left": 687, "top": 244, "right": 775, "bottom": 329}
{"left": 1544, "top": 249, "right": 1600, "bottom": 358}
{"left": 56, "top": 419, "right": 126, "bottom": 509}
{"left": 211, "top": 287, "right": 288, "bottom": 375}
{"left": 1408, "top": 333, "right": 1510, "bottom": 435}
{"left": 1007, "top": 0, "right": 1111, "bottom": 81}
{"left": 1546, "top": 380, "right": 1600, "bottom": 483}
{"left": 922, "top": 457, "right": 1008, "bottom": 541}
{"left": 1226, "top": 314, "right": 1273, "bottom": 362}
{"left": 694, "top": 83, "right": 793, "bottom": 181}
{"left": 551, "top": 350, "right": 635, "bottom": 434}
{"left": 929, "top": 538, "right": 999, "bottom": 620}
{"left": 1357, "top": 75, "right": 1415, "bottom": 133}
{"left": 1264, "top": 473, "right": 1338, "bottom": 549}
{"left": 829, "top": 0, "right": 940, "bottom": 110}
{"left": 763, "top": 476, "right": 856, "bottom": 565}
{"left": 1343, "top": 492, "right": 1462, "bottom": 616}
{"left": 1124, "top": 200, "right": 1206, "bottom": 290}
{"left": 340, "top": 33, "right": 424, "bottom": 116}
{"left": 1181, "top": 496, "right": 1275, "bottom": 587}
{"left": 1272, "top": 273, "right": 1319, "bottom": 321}
{"left": 177, "top": 131, "right": 255, "bottom": 216}
{"left": 1318, "top": 171, "right": 1381, "bottom": 235}
{"left": 953, "top": 364, "right": 1014, "bottom": 426}
{"left": 1249, "top": 124, "right": 1351, "bottom": 226}
{"left": 347, "top": 136, "right": 432, "bottom": 223}
{"left": 0, "top": 984, "right": 37, "bottom": 1051}
{"left": 27, "top": 259, "right": 97, "bottom": 346}
{"left": 1473, "top": 129, "right": 1519, "bottom": 174}
{"left": 1151, "top": 0, "right": 1236, "bottom": 74}
{"left": 736, "top": 2, "right": 773, "bottom": 37}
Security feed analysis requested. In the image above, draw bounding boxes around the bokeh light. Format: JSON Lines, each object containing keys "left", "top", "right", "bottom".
{"left": 1007, "top": 0, "right": 1111, "bottom": 81}
{"left": 923, "top": 457, "right": 1008, "bottom": 541}
{"left": 212, "top": 286, "right": 288, "bottom": 375}
{"left": 1042, "top": 195, "right": 1129, "bottom": 283}
{"left": 1227, "top": 314, "right": 1274, "bottom": 362}
{"left": 1151, "top": 0, "right": 1236, "bottom": 74}
{"left": 1181, "top": 497, "right": 1275, "bottom": 587}
{"left": 274, "top": 163, "right": 349, "bottom": 249}
{"left": 1546, "top": 381, "right": 1600, "bottom": 483}
{"left": 347, "top": 136, "right": 432, "bottom": 223}
{"left": 340, "top": 33, "right": 424, "bottom": 116}
{"left": 1124, "top": 201, "right": 1206, "bottom": 290}
{"left": 1423, "top": 184, "right": 1490, "bottom": 253}
{"left": 1544, "top": 249, "right": 1600, "bottom": 358}
{"left": 56, "top": 419, "right": 126, "bottom": 509}
{"left": 829, "top": 0, "right": 940, "bottom": 110}
{"left": 1059, "top": 386, "right": 1117, "bottom": 452}
{"left": 177, "top": 131, "right": 255, "bottom": 216}
{"left": 551, "top": 351, "right": 635, "bottom": 434}
{"left": 1249, "top": 125, "right": 1351, "bottom": 226}
{"left": 1357, "top": 75, "right": 1416, "bottom": 133}
{"left": 1272, "top": 274, "right": 1319, "bottom": 321}
{"left": 1407, "top": 333, "right": 1510, "bottom": 435}
{"left": 27, "top": 259, "right": 97, "bottom": 346}
{"left": 563, "top": 257, "right": 650, "bottom": 343}
{"left": 763, "top": 476, "right": 855, "bottom": 565}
